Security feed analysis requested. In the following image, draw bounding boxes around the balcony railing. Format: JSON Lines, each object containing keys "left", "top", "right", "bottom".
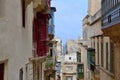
{"left": 102, "top": 5, "right": 120, "bottom": 28}
{"left": 45, "top": 56, "right": 56, "bottom": 70}
{"left": 48, "top": 25, "right": 55, "bottom": 35}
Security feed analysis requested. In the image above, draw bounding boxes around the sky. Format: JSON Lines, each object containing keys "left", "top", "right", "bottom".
{"left": 51, "top": 0, "right": 88, "bottom": 44}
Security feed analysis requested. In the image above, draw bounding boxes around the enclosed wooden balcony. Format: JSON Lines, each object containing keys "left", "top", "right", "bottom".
{"left": 48, "top": 7, "right": 56, "bottom": 40}
{"left": 102, "top": 0, "right": 120, "bottom": 29}
{"left": 77, "top": 64, "right": 84, "bottom": 79}
{"left": 87, "top": 48, "right": 96, "bottom": 72}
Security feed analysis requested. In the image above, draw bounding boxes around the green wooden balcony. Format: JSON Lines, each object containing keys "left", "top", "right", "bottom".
{"left": 87, "top": 48, "right": 95, "bottom": 71}
{"left": 77, "top": 64, "right": 84, "bottom": 79}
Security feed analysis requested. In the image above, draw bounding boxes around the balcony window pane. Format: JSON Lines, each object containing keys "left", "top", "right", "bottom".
{"left": 118, "top": 0, "right": 120, "bottom": 3}
{"left": 77, "top": 52, "right": 81, "bottom": 62}
{"left": 97, "top": 42, "right": 99, "bottom": 65}
{"left": 110, "top": 43, "right": 115, "bottom": 73}
{"left": 106, "top": 43, "right": 108, "bottom": 70}
{"left": 101, "top": 42, "right": 103, "bottom": 67}
{"left": 66, "top": 76, "right": 73, "bottom": 80}
{"left": 66, "top": 66, "right": 73, "bottom": 71}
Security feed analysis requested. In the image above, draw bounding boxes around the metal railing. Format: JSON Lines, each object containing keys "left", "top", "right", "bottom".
{"left": 45, "top": 57, "right": 56, "bottom": 69}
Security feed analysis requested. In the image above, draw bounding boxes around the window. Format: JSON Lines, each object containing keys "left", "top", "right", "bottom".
{"left": 101, "top": 42, "right": 103, "bottom": 67}
{"left": 106, "top": 43, "right": 108, "bottom": 70}
{"left": 66, "top": 66, "right": 73, "bottom": 71}
{"left": 77, "top": 52, "right": 81, "bottom": 62}
{"left": 112, "top": 0, "right": 114, "bottom": 7}
{"left": 69, "top": 57, "right": 71, "bottom": 60}
{"left": 114, "top": 0, "right": 118, "bottom": 6}
{"left": 110, "top": 43, "right": 114, "bottom": 73}
{"left": 108, "top": 15, "right": 111, "bottom": 23}
{"left": 97, "top": 42, "right": 99, "bottom": 65}
{"left": 19, "top": 68, "right": 23, "bottom": 80}
{"left": 78, "top": 68, "right": 84, "bottom": 73}
{"left": 78, "top": 64, "right": 84, "bottom": 78}
{"left": 0, "top": 0, "right": 5, "bottom": 17}
{"left": 66, "top": 76, "right": 73, "bottom": 80}
{"left": 78, "top": 64, "right": 84, "bottom": 73}
{"left": 0, "top": 63, "right": 4, "bottom": 80}
{"left": 21, "top": 0, "right": 25, "bottom": 27}
{"left": 50, "top": 49, "right": 53, "bottom": 57}
{"left": 87, "top": 48, "right": 95, "bottom": 71}
{"left": 118, "top": 0, "right": 120, "bottom": 3}
{"left": 94, "top": 41, "right": 95, "bottom": 48}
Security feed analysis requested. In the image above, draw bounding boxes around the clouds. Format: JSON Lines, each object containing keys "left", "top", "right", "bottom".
{"left": 51, "top": 0, "right": 88, "bottom": 43}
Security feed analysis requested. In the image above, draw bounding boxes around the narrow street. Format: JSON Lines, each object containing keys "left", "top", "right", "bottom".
{"left": 0, "top": 0, "right": 120, "bottom": 80}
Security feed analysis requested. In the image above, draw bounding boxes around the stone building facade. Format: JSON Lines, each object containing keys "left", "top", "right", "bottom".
{"left": 62, "top": 53, "right": 77, "bottom": 80}
{"left": 0, "top": 0, "right": 56, "bottom": 80}
{"left": 66, "top": 40, "right": 79, "bottom": 54}
{"left": 102, "top": 0, "right": 120, "bottom": 80}
{"left": 0, "top": 0, "right": 33, "bottom": 80}
{"left": 82, "top": 0, "right": 115, "bottom": 80}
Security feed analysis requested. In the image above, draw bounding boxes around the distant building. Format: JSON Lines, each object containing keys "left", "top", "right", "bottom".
{"left": 55, "top": 38, "right": 63, "bottom": 56}
{"left": 62, "top": 53, "right": 78, "bottom": 80}
{"left": 54, "top": 38, "right": 63, "bottom": 79}
{"left": 61, "top": 50, "right": 84, "bottom": 80}
{"left": 66, "top": 40, "right": 79, "bottom": 54}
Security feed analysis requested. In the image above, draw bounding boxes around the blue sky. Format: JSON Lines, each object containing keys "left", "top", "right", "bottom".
{"left": 51, "top": 0, "right": 88, "bottom": 44}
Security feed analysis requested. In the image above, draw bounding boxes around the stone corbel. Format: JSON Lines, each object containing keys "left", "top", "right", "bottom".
{"left": 110, "top": 36, "right": 120, "bottom": 46}
{"left": 25, "top": 0, "right": 33, "bottom": 8}
{"left": 33, "top": 0, "right": 50, "bottom": 14}
{"left": 33, "top": 0, "right": 46, "bottom": 12}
